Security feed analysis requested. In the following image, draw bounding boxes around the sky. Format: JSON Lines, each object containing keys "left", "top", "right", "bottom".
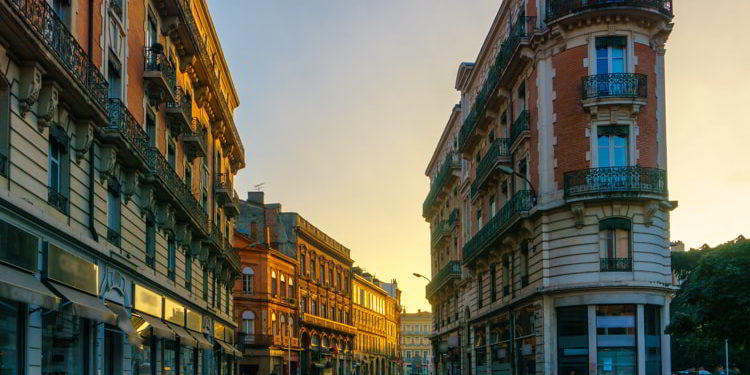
{"left": 209, "top": 0, "right": 750, "bottom": 314}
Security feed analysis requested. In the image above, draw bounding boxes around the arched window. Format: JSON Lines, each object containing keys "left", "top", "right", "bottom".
{"left": 280, "top": 315, "right": 286, "bottom": 337}
{"left": 288, "top": 277, "right": 294, "bottom": 299}
{"left": 242, "top": 311, "right": 255, "bottom": 334}
{"left": 242, "top": 267, "right": 254, "bottom": 294}
{"left": 272, "top": 313, "right": 277, "bottom": 336}
{"left": 271, "top": 271, "right": 277, "bottom": 295}
{"left": 288, "top": 314, "right": 293, "bottom": 338}
{"left": 280, "top": 274, "right": 286, "bottom": 298}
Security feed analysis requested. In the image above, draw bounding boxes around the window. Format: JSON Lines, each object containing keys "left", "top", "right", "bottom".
{"left": 203, "top": 268, "right": 209, "bottom": 300}
{"left": 599, "top": 218, "right": 632, "bottom": 271}
{"left": 185, "top": 254, "right": 193, "bottom": 291}
{"left": 645, "top": 305, "right": 662, "bottom": 375}
{"left": 163, "top": 339, "right": 177, "bottom": 375}
{"left": 502, "top": 256, "right": 510, "bottom": 296}
{"left": 52, "top": 0, "right": 71, "bottom": 26}
{"left": 211, "top": 276, "right": 217, "bottom": 307}
{"left": 319, "top": 264, "right": 324, "bottom": 284}
{"left": 300, "top": 254, "right": 305, "bottom": 275}
{"left": 184, "top": 157, "right": 192, "bottom": 186}
{"left": 476, "top": 209, "right": 483, "bottom": 231}
{"left": 490, "top": 195, "right": 496, "bottom": 217}
{"left": 104, "top": 323, "right": 123, "bottom": 374}
{"left": 490, "top": 263, "right": 497, "bottom": 302}
{"left": 596, "top": 305, "right": 636, "bottom": 375}
{"left": 0, "top": 298, "right": 22, "bottom": 374}
{"left": 477, "top": 271, "right": 484, "bottom": 309}
{"left": 272, "top": 313, "right": 277, "bottom": 336}
{"left": 167, "top": 237, "right": 176, "bottom": 280}
{"left": 201, "top": 160, "right": 209, "bottom": 213}
{"left": 146, "top": 216, "right": 156, "bottom": 268}
{"left": 595, "top": 36, "right": 626, "bottom": 75}
{"left": 271, "top": 271, "right": 277, "bottom": 295}
{"left": 180, "top": 344, "right": 195, "bottom": 375}
{"left": 328, "top": 269, "right": 333, "bottom": 287}
{"left": 43, "top": 309, "right": 89, "bottom": 375}
{"left": 280, "top": 315, "right": 286, "bottom": 337}
{"left": 167, "top": 137, "right": 176, "bottom": 168}
{"left": 242, "top": 267, "right": 254, "bottom": 293}
{"left": 280, "top": 274, "right": 286, "bottom": 298}
{"left": 321, "top": 303, "right": 327, "bottom": 319}
{"left": 557, "top": 306, "right": 589, "bottom": 375}
{"left": 288, "top": 277, "right": 294, "bottom": 299}
{"left": 146, "top": 110, "right": 156, "bottom": 147}
{"left": 311, "top": 300, "right": 317, "bottom": 316}
{"left": 598, "top": 126, "right": 629, "bottom": 168}
{"left": 107, "top": 182, "right": 121, "bottom": 246}
{"left": 520, "top": 241, "right": 529, "bottom": 287}
{"left": 147, "top": 13, "right": 158, "bottom": 47}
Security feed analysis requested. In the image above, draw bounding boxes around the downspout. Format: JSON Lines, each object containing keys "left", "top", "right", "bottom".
{"left": 87, "top": 0, "right": 98, "bottom": 241}
{"left": 87, "top": 0, "right": 93, "bottom": 57}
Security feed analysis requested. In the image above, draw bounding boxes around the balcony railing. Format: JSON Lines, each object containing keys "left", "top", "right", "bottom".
{"left": 224, "top": 190, "right": 240, "bottom": 218}
{"left": 448, "top": 208, "right": 460, "bottom": 227}
{"left": 422, "top": 152, "right": 460, "bottom": 218}
{"left": 430, "top": 220, "right": 452, "bottom": 249}
{"left": 582, "top": 73, "right": 647, "bottom": 100}
{"left": 0, "top": 153, "right": 7, "bottom": 177}
{"left": 471, "top": 138, "right": 511, "bottom": 197}
{"left": 237, "top": 333, "right": 274, "bottom": 348}
{"left": 563, "top": 166, "right": 667, "bottom": 199}
{"left": 425, "top": 261, "right": 461, "bottom": 299}
{"left": 182, "top": 118, "right": 207, "bottom": 161}
{"left": 106, "top": 98, "right": 150, "bottom": 163}
{"left": 8, "top": 0, "right": 109, "bottom": 111}
{"left": 144, "top": 45, "right": 177, "bottom": 102}
{"left": 600, "top": 257, "right": 632, "bottom": 272}
{"left": 458, "top": 16, "right": 536, "bottom": 153}
{"left": 509, "top": 110, "right": 530, "bottom": 148}
{"left": 546, "top": 0, "right": 674, "bottom": 23}
{"left": 301, "top": 313, "right": 357, "bottom": 336}
{"left": 214, "top": 173, "right": 232, "bottom": 203}
{"left": 47, "top": 190, "right": 67, "bottom": 215}
{"left": 107, "top": 227, "right": 121, "bottom": 247}
{"left": 110, "top": 0, "right": 123, "bottom": 19}
{"left": 463, "top": 190, "right": 534, "bottom": 263}
{"left": 166, "top": 86, "right": 192, "bottom": 135}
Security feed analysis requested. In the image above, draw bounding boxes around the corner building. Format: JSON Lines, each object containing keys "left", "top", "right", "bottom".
{"left": 0, "top": 0, "right": 245, "bottom": 374}
{"left": 423, "top": 1, "right": 677, "bottom": 374}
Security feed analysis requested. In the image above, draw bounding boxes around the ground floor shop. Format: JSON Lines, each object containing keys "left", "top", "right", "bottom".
{"left": 238, "top": 349, "right": 300, "bottom": 375}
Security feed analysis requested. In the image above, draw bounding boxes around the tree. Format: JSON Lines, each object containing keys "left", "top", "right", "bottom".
{"left": 668, "top": 236, "right": 750, "bottom": 371}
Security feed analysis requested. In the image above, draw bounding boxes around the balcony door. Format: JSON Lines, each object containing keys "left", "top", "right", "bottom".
{"left": 597, "top": 126, "right": 630, "bottom": 190}
{"left": 595, "top": 36, "right": 627, "bottom": 96}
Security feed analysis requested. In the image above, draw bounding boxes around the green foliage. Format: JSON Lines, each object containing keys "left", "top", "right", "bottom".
{"left": 668, "top": 236, "right": 750, "bottom": 371}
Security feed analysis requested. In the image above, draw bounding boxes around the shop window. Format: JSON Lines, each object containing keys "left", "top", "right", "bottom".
{"left": 645, "top": 305, "right": 662, "bottom": 375}
{"left": 490, "top": 319, "right": 511, "bottom": 374}
{"left": 242, "top": 267, "right": 254, "bottom": 294}
{"left": 180, "top": 345, "right": 195, "bottom": 375}
{"left": 164, "top": 339, "right": 177, "bottom": 375}
{"left": 42, "top": 310, "right": 89, "bottom": 375}
{"left": 596, "top": 305, "right": 636, "bottom": 375}
{"left": 599, "top": 218, "right": 632, "bottom": 271}
{"left": 515, "top": 306, "right": 536, "bottom": 375}
{"left": 133, "top": 335, "right": 152, "bottom": 375}
{"left": 557, "top": 306, "right": 589, "bottom": 375}
{"left": 0, "top": 298, "right": 23, "bottom": 374}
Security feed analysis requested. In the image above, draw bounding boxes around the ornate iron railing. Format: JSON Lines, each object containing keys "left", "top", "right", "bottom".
{"left": 8, "top": 0, "right": 109, "bottom": 111}
{"left": 458, "top": 16, "right": 535, "bottom": 153}
{"left": 600, "top": 257, "right": 632, "bottom": 272}
{"left": 144, "top": 46, "right": 177, "bottom": 94}
{"left": 448, "top": 208, "right": 460, "bottom": 227}
{"left": 237, "top": 333, "right": 274, "bottom": 348}
{"left": 509, "top": 110, "right": 530, "bottom": 147}
{"left": 422, "top": 152, "right": 460, "bottom": 218}
{"left": 167, "top": 87, "right": 193, "bottom": 120}
{"left": 107, "top": 227, "right": 121, "bottom": 247}
{"left": 148, "top": 146, "right": 208, "bottom": 231}
{"left": 0, "top": 153, "right": 7, "bottom": 177}
{"left": 430, "top": 220, "right": 452, "bottom": 249}
{"left": 425, "top": 261, "right": 461, "bottom": 299}
{"left": 463, "top": 190, "right": 534, "bottom": 263}
{"left": 214, "top": 172, "right": 232, "bottom": 191}
{"left": 47, "top": 189, "right": 67, "bottom": 214}
{"left": 471, "top": 138, "right": 511, "bottom": 197}
{"left": 582, "top": 73, "right": 647, "bottom": 99}
{"left": 563, "top": 166, "right": 667, "bottom": 198}
{"left": 546, "top": 0, "right": 673, "bottom": 22}
{"left": 107, "top": 98, "right": 150, "bottom": 161}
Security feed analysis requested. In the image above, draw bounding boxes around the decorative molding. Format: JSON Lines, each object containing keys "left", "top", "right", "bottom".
{"left": 155, "top": 203, "right": 176, "bottom": 234}
{"left": 199, "top": 244, "right": 210, "bottom": 264}
{"left": 120, "top": 169, "right": 139, "bottom": 204}
{"left": 71, "top": 119, "right": 94, "bottom": 163}
{"left": 99, "top": 146, "right": 118, "bottom": 183}
{"left": 643, "top": 200, "right": 659, "bottom": 227}
{"left": 139, "top": 184, "right": 156, "bottom": 218}
{"left": 36, "top": 82, "right": 60, "bottom": 131}
{"left": 190, "top": 238, "right": 202, "bottom": 258}
{"left": 18, "top": 63, "right": 43, "bottom": 117}
{"left": 571, "top": 202, "right": 585, "bottom": 229}
{"left": 175, "top": 223, "right": 194, "bottom": 251}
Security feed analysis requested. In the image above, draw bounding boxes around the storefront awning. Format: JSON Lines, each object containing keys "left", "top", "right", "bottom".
{"left": 47, "top": 281, "right": 116, "bottom": 324}
{"left": 0, "top": 264, "right": 59, "bottom": 309}
{"left": 106, "top": 302, "right": 142, "bottom": 346}
{"left": 189, "top": 329, "right": 213, "bottom": 350}
{"left": 215, "top": 339, "right": 233, "bottom": 354}
{"left": 135, "top": 313, "right": 176, "bottom": 340}
{"left": 167, "top": 322, "right": 197, "bottom": 347}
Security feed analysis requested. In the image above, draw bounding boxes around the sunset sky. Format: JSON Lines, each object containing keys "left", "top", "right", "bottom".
{"left": 210, "top": 0, "right": 750, "bottom": 313}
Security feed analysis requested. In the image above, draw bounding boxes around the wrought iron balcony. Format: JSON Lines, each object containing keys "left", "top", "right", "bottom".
{"left": 144, "top": 45, "right": 177, "bottom": 104}
{"left": 0, "top": 153, "right": 7, "bottom": 178}
{"left": 6, "top": 0, "right": 109, "bottom": 115}
{"left": 582, "top": 73, "right": 647, "bottom": 100}
{"left": 300, "top": 313, "right": 357, "bottom": 336}
{"left": 600, "top": 257, "right": 632, "bottom": 272}
{"left": 422, "top": 152, "right": 460, "bottom": 218}
{"left": 214, "top": 173, "right": 233, "bottom": 204}
{"left": 546, "top": 0, "right": 673, "bottom": 24}
{"left": 563, "top": 166, "right": 667, "bottom": 200}
{"left": 103, "top": 98, "right": 150, "bottom": 168}
{"left": 471, "top": 138, "right": 511, "bottom": 198}
{"left": 47, "top": 189, "right": 67, "bottom": 215}
{"left": 430, "top": 220, "right": 452, "bottom": 249}
{"left": 463, "top": 190, "right": 534, "bottom": 264}
{"left": 166, "top": 86, "right": 192, "bottom": 136}
{"left": 224, "top": 190, "right": 240, "bottom": 218}
{"left": 509, "top": 110, "right": 530, "bottom": 148}
{"left": 106, "top": 227, "right": 121, "bottom": 247}
{"left": 458, "top": 16, "right": 536, "bottom": 154}
{"left": 182, "top": 118, "right": 208, "bottom": 161}
{"left": 237, "top": 333, "right": 274, "bottom": 349}
{"left": 425, "top": 261, "right": 461, "bottom": 299}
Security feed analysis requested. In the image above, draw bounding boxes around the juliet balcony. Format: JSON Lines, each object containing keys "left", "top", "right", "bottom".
{"left": 431, "top": 209, "right": 459, "bottom": 249}
{"left": 425, "top": 261, "right": 461, "bottom": 300}
{"left": 167, "top": 86, "right": 193, "bottom": 136}
{"left": 144, "top": 45, "right": 177, "bottom": 105}
{"left": 458, "top": 16, "right": 537, "bottom": 155}
{"left": 470, "top": 138, "right": 511, "bottom": 199}
{"left": 563, "top": 166, "right": 667, "bottom": 202}
{"left": 182, "top": 118, "right": 208, "bottom": 161}
{"left": 582, "top": 73, "right": 648, "bottom": 111}
{"left": 422, "top": 152, "right": 460, "bottom": 219}
{"left": 224, "top": 191, "right": 240, "bottom": 219}
{"left": 101, "top": 99, "right": 150, "bottom": 169}
{"left": 509, "top": 110, "right": 530, "bottom": 150}
{"left": 214, "top": 173, "right": 233, "bottom": 205}
{"left": 2, "top": 0, "right": 109, "bottom": 123}
{"left": 463, "top": 190, "right": 535, "bottom": 265}
{"left": 546, "top": 0, "right": 673, "bottom": 25}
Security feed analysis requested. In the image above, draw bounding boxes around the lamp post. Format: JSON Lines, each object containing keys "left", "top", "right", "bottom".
{"left": 412, "top": 273, "right": 430, "bottom": 283}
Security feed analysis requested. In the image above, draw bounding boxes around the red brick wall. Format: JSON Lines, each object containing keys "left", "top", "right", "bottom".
{"left": 634, "top": 43, "right": 658, "bottom": 168}
{"left": 552, "top": 45, "right": 589, "bottom": 187}
{"left": 127, "top": 3, "right": 145, "bottom": 124}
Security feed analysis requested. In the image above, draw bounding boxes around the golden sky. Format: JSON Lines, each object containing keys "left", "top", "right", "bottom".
{"left": 211, "top": 0, "right": 749, "bottom": 313}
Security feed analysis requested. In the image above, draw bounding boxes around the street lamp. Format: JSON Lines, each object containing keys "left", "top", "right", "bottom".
{"left": 495, "top": 165, "right": 537, "bottom": 205}
{"left": 412, "top": 273, "right": 430, "bottom": 283}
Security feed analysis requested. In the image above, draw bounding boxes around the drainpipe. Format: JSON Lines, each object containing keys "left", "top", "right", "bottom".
{"left": 88, "top": 143, "right": 98, "bottom": 241}
{"left": 87, "top": 0, "right": 93, "bottom": 58}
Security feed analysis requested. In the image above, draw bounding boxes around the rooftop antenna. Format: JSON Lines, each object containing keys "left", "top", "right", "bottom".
{"left": 253, "top": 182, "right": 265, "bottom": 191}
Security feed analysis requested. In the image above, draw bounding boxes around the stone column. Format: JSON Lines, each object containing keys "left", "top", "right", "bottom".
{"left": 587, "top": 305, "right": 597, "bottom": 375}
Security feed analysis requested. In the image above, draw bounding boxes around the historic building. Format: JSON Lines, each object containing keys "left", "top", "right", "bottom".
{"left": 0, "top": 0, "right": 245, "bottom": 374}
{"left": 377, "top": 279, "right": 403, "bottom": 375}
{"left": 352, "top": 267, "right": 389, "bottom": 375}
{"left": 401, "top": 311, "right": 433, "bottom": 375}
{"left": 234, "top": 192, "right": 301, "bottom": 375}
{"left": 423, "top": 1, "right": 676, "bottom": 374}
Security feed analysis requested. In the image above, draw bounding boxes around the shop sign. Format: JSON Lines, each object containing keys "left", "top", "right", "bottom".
{"left": 46, "top": 243, "right": 98, "bottom": 295}
{"left": 186, "top": 309, "right": 202, "bottom": 332}
{"left": 134, "top": 284, "right": 162, "bottom": 317}
{"left": 165, "top": 298, "right": 185, "bottom": 325}
{"left": 0, "top": 221, "right": 38, "bottom": 272}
